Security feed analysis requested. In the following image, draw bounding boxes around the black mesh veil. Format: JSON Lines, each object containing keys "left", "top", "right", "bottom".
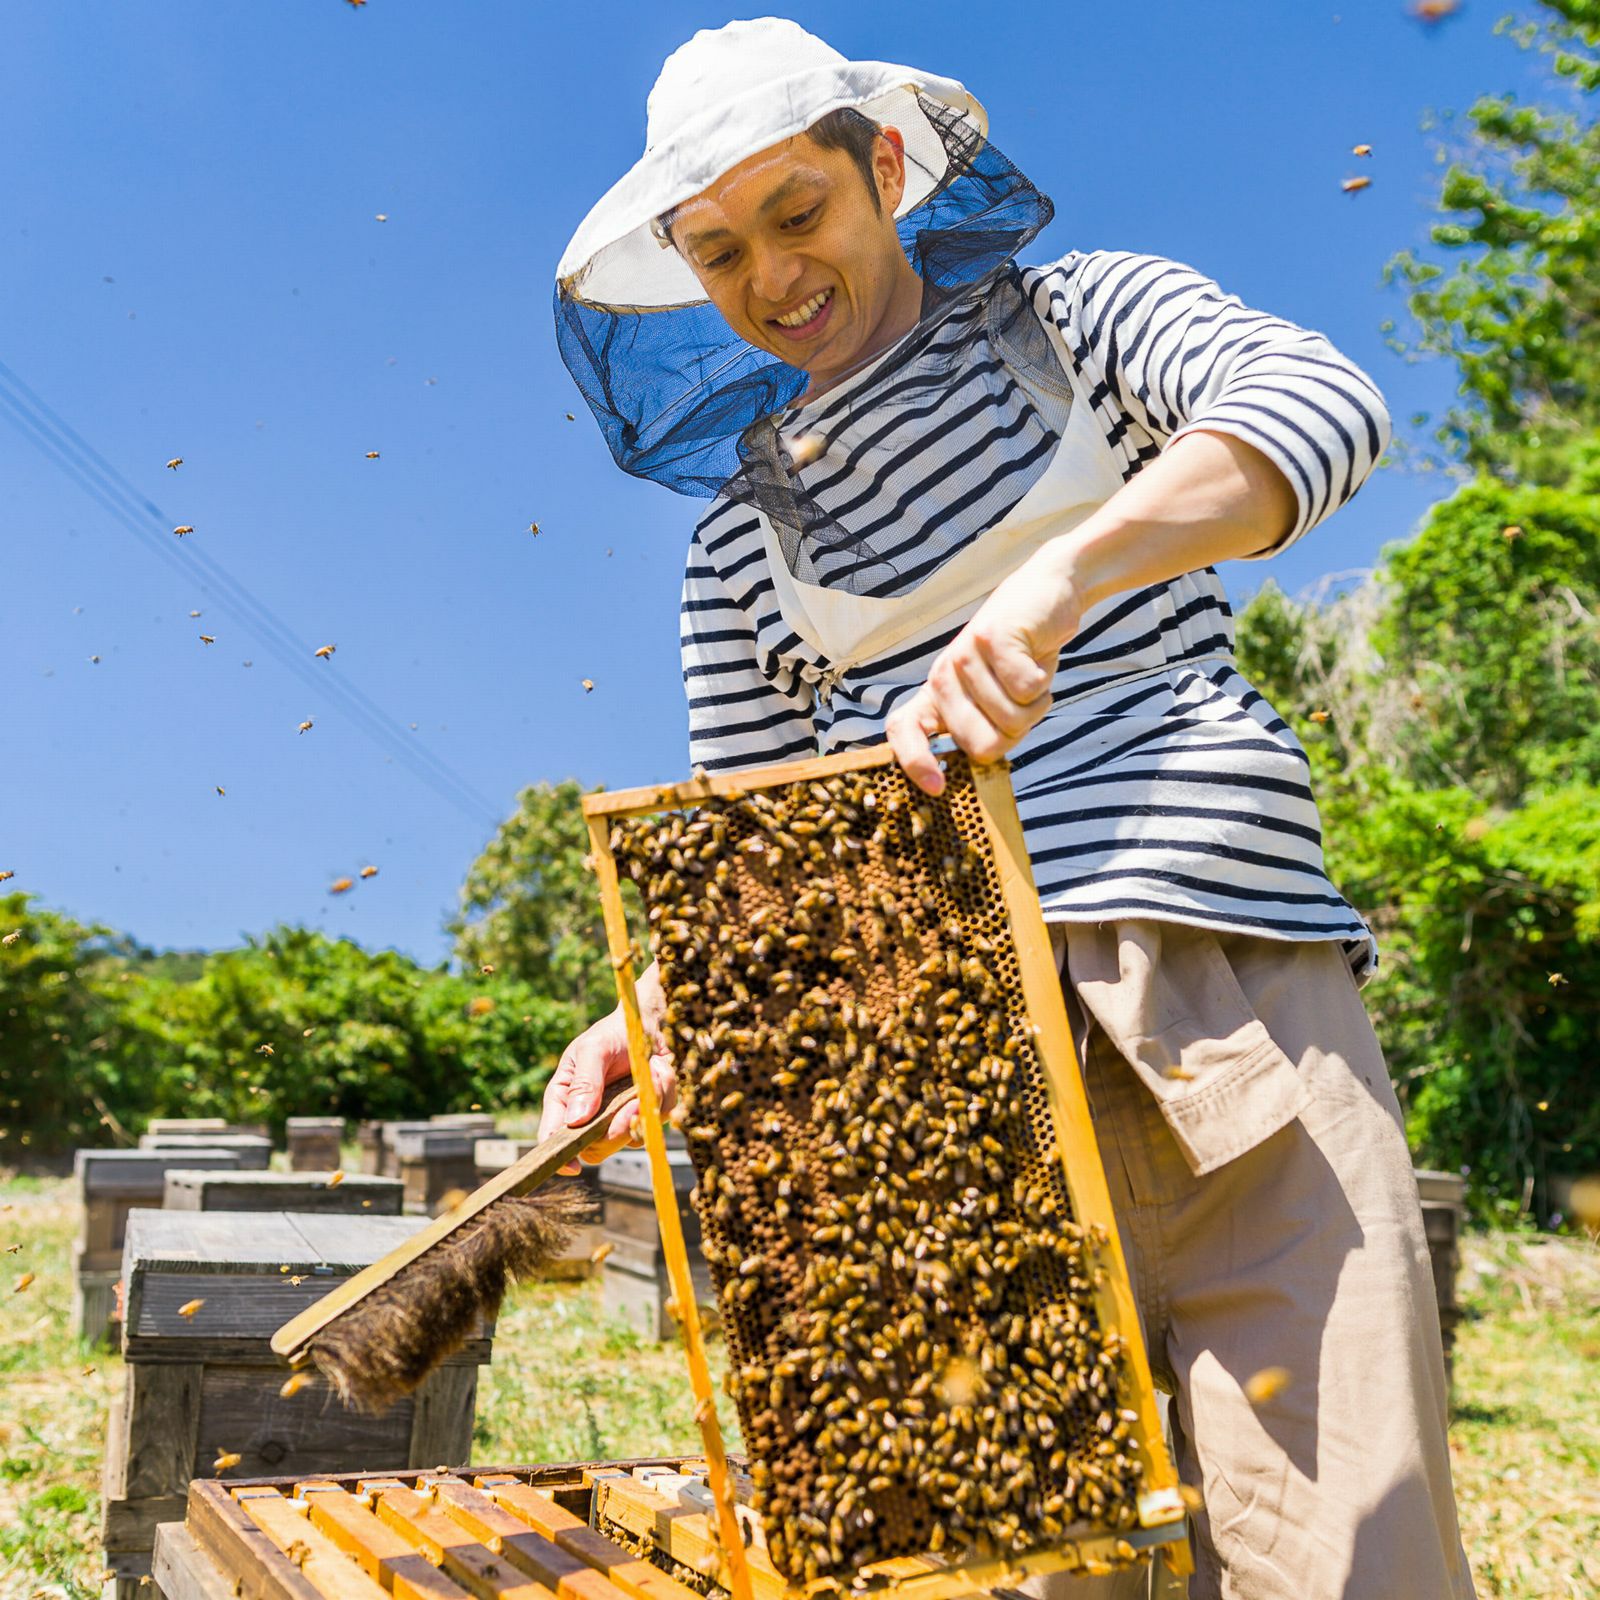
{"left": 555, "top": 96, "right": 1063, "bottom": 597}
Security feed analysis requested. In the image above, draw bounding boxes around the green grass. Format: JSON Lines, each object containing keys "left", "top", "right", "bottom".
{"left": 1, "top": 1176, "right": 1595, "bottom": 1598}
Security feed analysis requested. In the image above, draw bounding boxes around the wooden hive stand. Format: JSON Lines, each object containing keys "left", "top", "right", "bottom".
{"left": 286, "top": 1117, "right": 346, "bottom": 1173}
{"left": 162, "top": 1169, "right": 405, "bottom": 1217}
{"left": 102, "top": 1209, "right": 495, "bottom": 1599}
{"left": 72, "top": 1148, "right": 245, "bottom": 1347}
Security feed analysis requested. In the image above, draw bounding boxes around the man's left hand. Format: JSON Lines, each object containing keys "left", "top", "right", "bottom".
{"left": 885, "top": 543, "right": 1086, "bottom": 794}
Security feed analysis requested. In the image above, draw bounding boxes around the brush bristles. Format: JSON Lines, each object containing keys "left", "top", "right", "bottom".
{"left": 308, "top": 1182, "right": 596, "bottom": 1414}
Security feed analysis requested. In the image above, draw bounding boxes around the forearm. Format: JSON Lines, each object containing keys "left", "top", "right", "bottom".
{"left": 1048, "top": 428, "right": 1299, "bottom": 616}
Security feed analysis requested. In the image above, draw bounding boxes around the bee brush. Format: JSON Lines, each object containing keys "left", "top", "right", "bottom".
{"left": 271, "top": 1079, "right": 638, "bottom": 1414}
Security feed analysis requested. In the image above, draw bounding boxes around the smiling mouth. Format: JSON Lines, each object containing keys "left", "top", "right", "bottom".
{"left": 768, "top": 287, "right": 835, "bottom": 339}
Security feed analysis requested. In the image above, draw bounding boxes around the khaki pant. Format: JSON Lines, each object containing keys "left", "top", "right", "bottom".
{"left": 1023, "top": 919, "right": 1476, "bottom": 1600}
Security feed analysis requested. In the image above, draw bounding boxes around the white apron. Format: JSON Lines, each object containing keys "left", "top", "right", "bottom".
{"left": 753, "top": 301, "right": 1129, "bottom": 702}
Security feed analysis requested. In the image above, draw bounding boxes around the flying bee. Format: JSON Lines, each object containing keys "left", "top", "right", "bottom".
{"left": 178, "top": 1298, "right": 205, "bottom": 1318}
{"left": 279, "top": 1371, "right": 313, "bottom": 1398}
{"left": 212, "top": 1452, "right": 242, "bottom": 1472}
{"left": 1308, "top": 709, "right": 1331, "bottom": 724}
{"left": 166, "top": 458, "right": 183, "bottom": 470}
{"left": 173, "top": 525, "right": 193, "bottom": 537}
{"left": 257, "top": 1043, "right": 274, "bottom": 1056}
{"left": 359, "top": 865, "right": 378, "bottom": 879}
{"left": 314, "top": 645, "right": 336, "bottom": 660}
{"left": 582, "top": 678, "right": 595, "bottom": 693}
{"left": 1244, "top": 1365, "right": 1292, "bottom": 1405}
{"left": 0, "top": 872, "right": 12, "bottom": 883}
{"left": 1341, "top": 177, "right": 1371, "bottom": 194}
{"left": 330, "top": 877, "right": 354, "bottom": 894}
{"left": 3, "top": 932, "right": 21, "bottom": 947}
{"left": 199, "top": 634, "right": 215, "bottom": 645}
{"left": 297, "top": 720, "right": 314, "bottom": 734}
{"left": 365, "top": 451, "right": 380, "bottom": 459}
{"left": 1352, "top": 144, "right": 1372, "bottom": 157}
{"left": 215, "top": 787, "right": 225, "bottom": 797}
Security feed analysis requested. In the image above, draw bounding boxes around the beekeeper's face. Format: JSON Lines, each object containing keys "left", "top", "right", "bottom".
{"left": 666, "top": 125, "right": 921, "bottom": 395}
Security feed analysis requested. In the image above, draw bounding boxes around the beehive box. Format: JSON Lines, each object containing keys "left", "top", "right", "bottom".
{"left": 139, "top": 1132, "right": 275, "bottom": 1169}
{"left": 584, "top": 748, "right": 1186, "bottom": 1600}
{"left": 386, "top": 1126, "right": 482, "bottom": 1215}
{"left": 147, "top": 1455, "right": 1179, "bottom": 1600}
{"left": 162, "top": 1169, "right": 404, "bottom": 1216}
{"left": 71, "top": 1148, "right": 246, "bottom": 1346}
{"left": 473, "top": 1137, "right": 603, "bottom": 1280}
{"left": 599, "top": 1146, "right": 712, "bottom": 1340}
{"left": 286, "top": 1117, "right": 346, "bottom": 1172}
{"left": 103, "top": 1209, "right": 494, "bottom": 1598}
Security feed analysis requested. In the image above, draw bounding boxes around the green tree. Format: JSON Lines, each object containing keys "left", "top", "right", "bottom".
{"left": 1382, "top": 0, "right": 1600, "bottom": 486}
{"left": 449, "top": 779, "right": 615, "bottom": 1020}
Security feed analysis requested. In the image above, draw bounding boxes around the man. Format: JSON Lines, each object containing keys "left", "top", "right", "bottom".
{"left": 541, "top": 18, "right": 1475, "bottom": 1599}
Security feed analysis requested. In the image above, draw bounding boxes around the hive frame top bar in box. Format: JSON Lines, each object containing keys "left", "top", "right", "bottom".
{"left": 581, "top": 747, "right": 1187, "bottom": 1600}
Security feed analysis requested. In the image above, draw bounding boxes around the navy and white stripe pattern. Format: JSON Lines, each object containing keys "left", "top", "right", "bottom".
{"left": 679, "top": 250, "right": 1393, "bottom": 981}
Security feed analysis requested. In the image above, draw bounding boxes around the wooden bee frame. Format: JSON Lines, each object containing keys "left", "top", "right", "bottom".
{"left": 583, "top": 747, "right": 1188, "bottom": 1600}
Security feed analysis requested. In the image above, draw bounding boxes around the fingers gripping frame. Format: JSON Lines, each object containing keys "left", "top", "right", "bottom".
{"left": 583, "top": 748, "right": 1188, "bottom": 1598}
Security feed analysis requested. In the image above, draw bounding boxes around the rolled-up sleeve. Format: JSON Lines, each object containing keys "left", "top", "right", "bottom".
{"left": 680, "top": 513, "right": 817, "bottom": 773}
{"left": 1067, "top": 250, "right": 1392, "bottom": 557}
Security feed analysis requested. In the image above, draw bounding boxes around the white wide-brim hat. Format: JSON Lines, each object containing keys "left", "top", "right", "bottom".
{"left": 557, "top": 16, "right": 986, "bottom": 310}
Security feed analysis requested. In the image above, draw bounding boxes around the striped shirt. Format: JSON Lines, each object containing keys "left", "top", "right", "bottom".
{"left": 679, "top": 250, "right": 1392, "bottom": 983}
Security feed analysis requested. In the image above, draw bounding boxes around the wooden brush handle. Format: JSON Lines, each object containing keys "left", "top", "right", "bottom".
{"left": 270, "top": 1078, "right": 640, "bottom": 1362}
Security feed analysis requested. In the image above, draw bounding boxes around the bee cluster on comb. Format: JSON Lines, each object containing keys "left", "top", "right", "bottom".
{"left": 609, "top": 754, "right": 1145, "bottom": 1585}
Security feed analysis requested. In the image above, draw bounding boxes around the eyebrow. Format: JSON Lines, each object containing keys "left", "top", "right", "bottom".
{"left": 679, "top": 172, "right": 825, "bottom": 254}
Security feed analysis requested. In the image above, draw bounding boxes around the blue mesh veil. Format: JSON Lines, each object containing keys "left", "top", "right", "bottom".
{"left": 555, "top": 96, "right": 1059, "bottom": 596}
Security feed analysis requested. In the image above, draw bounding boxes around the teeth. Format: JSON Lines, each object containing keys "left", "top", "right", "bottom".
{"left": 775, "top": 289, "right": 831, "bottom": 329}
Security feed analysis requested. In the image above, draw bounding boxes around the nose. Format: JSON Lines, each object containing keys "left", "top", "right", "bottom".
{"left": 748, "top": 237, "right": 804, "bottom": 307}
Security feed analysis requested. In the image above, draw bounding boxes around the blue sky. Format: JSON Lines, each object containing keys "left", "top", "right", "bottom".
{"left": 0, "top": 1, "right": 1550, "bottom": 964}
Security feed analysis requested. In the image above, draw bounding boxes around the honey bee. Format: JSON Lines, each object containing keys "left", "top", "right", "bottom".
{"left": 1548, "top": 972, "right": 1568, "bottom": 987}
{"left": 467, "top": 995, "right": 494, "bottom": 1016}
{"left": 1341, "top": 177, "right": 1371, "bottom": 195}
{"left": 373, "top": 211, "right": 386, "bottom": 221}
{"left": 189, "top": 610, "right": 202, "bottom": 618}
{"left": 359, "top": 865, "right": 378, "bottom": 879}
{"left": 1410, "top": 0, "right": 1461, "bottom": 21}
{"left": 279, "top": 1371, "right": 314, "bottom": 1398}
{"left": 0, "top": 871, "right": 13, "bottom": 883}
{"left": 330, "top": 877, "right": 354, "bottom": 894}
{"left": 785, "top": 432, "right": 827, "bottom": 470}
{"left": 565, "top": 412, "right": 576, "bottom": 421}
{"left": 1502, "top": 524, "right": 1523, "bottom": 540}
{"left": 166, "top": 458, "right": 183, "bottom": 470}
{"left": 2, "top": 932, "right": 20, "bottom": 947}
{"left": 1308, "top": 709, "right": 1331, "bottom": 724}
{"left": 90, "top": 656, "right": 101, "bottom": 664}
{"left": 178, "top": 1298, "right": 205, "bottom": 1318}
{"left": 314, "top": 645, "right": 336, "bottom": 660}
{"left": 213, "top": 1452, "right": 242, "bottom": 1472}
{"left": 199, "top": 634, "right": 215, "bottom": 645}
{"left": 365, "top": 451, "right": 380, "bottom": 459}
{"left": 216, "top": 787, "right": 225, "bottom": 797}
{"left": 173, "top": 526, "right": 194, "bottom": 537}
{"left": 1243, "top": 1366, "right": 1291, "bottom": 1405}
{"left": 528, "top": 522, "right": 541, "bottom": 536}
{"left": 327, "top": 1170, "right": 345, "bottom": 1187}
{"left": 297, "top": 720, "right": 314, "bottom": 735}
{"left": 582, "top": 678, "right": 595, "bottom": 692}
{"left": 480, "top": 963, "right": 495, "bottom": 975}
{"left": 257, "top": 1043, "right": 274, "bottom": 1055}
{"left": 591, "top": 1242, "right": 614, "bottom": 1265}
{"left": 12, "top": 1272, "right": 35, "bottom": 1292}
{"left": 1352, "top": 144, "right": 1372, "bottom": 157}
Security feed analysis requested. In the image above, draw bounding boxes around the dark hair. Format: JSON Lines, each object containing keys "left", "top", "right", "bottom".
{"left": 654, "top": 108, "right": 884, "bottom": 246}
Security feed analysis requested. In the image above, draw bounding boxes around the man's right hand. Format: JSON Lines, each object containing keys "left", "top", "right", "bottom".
{"left": 538, "top": 962, "right": 675, "bottom": 1174}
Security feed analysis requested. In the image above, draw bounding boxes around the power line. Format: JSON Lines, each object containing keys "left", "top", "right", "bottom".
{"left": 0, "top": 358, "right": 504, "bottom": 832}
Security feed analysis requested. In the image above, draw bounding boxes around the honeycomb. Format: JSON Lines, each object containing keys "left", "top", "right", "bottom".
{"left": 610, "top": 754, "right": 1143, "bottom": 1584}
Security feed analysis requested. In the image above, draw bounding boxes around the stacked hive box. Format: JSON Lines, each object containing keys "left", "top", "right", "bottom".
{"left": 148, "top": 1456, "right": 1174, "bottom": 1600}
{"left": 599, "top": 1147, "right": 712, "bottom": 1341}
{"left": 162, "top": 1169, "right": 404, "bottom": 1216}
{"left": 71, "top": 1148, "right": 244, "bottom": 1346}
{"left": 285, "top": 1116, "right": 345, "bottom": 1172}
{"left": 101, "top": 1209, "right": 495, "bottom": 1599}
{"left": 139, "top": 1132, "right": 274, "bottom": 1169}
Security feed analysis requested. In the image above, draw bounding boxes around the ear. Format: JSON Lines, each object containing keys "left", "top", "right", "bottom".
{"left": 873, "top": 126, "right": 908, "bottom": 214}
